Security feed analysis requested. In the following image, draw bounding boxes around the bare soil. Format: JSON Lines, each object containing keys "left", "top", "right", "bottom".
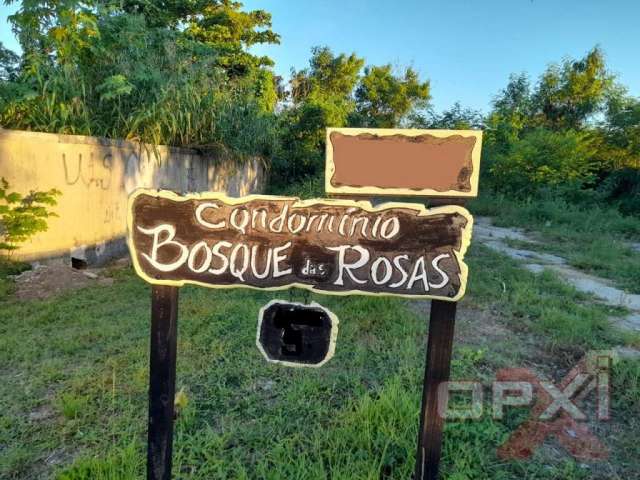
{"left": 12, "top": 263, "right": 117, "bottom": 301}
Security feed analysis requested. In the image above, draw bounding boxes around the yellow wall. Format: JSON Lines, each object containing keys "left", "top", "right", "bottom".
{"left": 0, "top": 128, "right": 264, "bottom": 262}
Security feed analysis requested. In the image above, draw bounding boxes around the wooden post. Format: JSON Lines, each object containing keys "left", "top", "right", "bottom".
{"left": 147, "top": 285, "right": 179, "bottom": 480}
{"left": 414, "top": 299, "right": 457, "bottom": 480}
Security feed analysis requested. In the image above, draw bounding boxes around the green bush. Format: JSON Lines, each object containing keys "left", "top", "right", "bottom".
{"left": 597, "top": 168, "right": 640, "bottom": 215}
{"left": 489, "top": 128, "right": 600, "bottom": 195}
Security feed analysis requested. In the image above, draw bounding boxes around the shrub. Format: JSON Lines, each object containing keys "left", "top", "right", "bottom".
{"left": 0, "top": 178, "right": 61, "bottom": 257}
{"left": 597, "top": 168, "right": 640, "bottom": 215}
{"left": 489, "top": 128, "right": 600, "bottom": 195}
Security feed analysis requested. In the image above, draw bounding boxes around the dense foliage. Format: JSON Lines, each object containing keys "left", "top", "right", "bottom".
{"left": 270, "top": 47, "right": 430, "bottom": 188}
{"left": 481, "top": 47, "right": 640, "bottom": 213}
{"left": 0, "top": 0, "right": 280, "bottom": 158}
{"left": 1, "top": 2, "right": 638, "bottom": 213}
{"left": 271, "top": 45, "right": 639, "bottom": 210}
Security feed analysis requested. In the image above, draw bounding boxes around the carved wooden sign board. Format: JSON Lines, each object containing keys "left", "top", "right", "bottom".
{"left": 128, "top": 191, "right": 472, "bottom": 301}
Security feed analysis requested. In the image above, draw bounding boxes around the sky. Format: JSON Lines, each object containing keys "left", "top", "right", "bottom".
{"left": 2, "top": 0, "right": 639, "bottom": 113}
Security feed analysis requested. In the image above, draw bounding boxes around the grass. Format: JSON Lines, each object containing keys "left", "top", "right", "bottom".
{"left": 470, "top": 193, "right": 640, "bottom": 293}
{"left": 1, "top": 239, "right": 638, "bottom": 479}
{"left": 1, "top": 178, "right": 638, "bottom": 479}
{"left": 466, "top": 244, "right": 633, "bottom": 356}
{"left": 0, "top": 259, "right": 29, "bottom": 298}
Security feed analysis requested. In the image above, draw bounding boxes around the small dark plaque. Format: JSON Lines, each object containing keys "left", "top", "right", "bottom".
{"left": 256, "top": 300, "right": 338, "bottom": 367}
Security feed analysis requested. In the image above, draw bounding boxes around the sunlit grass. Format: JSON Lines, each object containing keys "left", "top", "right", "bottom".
{"left": 2, "top": 241, "right": 638, "bottom": 478}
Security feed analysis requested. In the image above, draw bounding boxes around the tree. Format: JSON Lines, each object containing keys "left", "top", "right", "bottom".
{"left": 594, "top": 89, "right": 640, "bottom": 213}
{"left": 493, "top": 73, "right": 532, "bottom": 116}
{"left": 0, "top": 42, "right": 20, "bottom": 82}
{"left": 353, "top": 65, "right": 430, "bottom": 127}
{"left": 287, "top": 46, "right": 365, "bottom": 145}
{"left": 532, "top": 46, "right": 614, "bottom": 130}
{"left": 484, "top": 73, "right": 533, "bottom": 151}
{"left": 5, "top": 0, "right": 279, "bottom": 79}
{"left": 412, "top": 102, "right": 483, "bottom": 130}
{"left": 274, "top": 48, "right": 433, "bottom": 184}
{"left": 289, "top": 47, "right": 363, "bottom": 114}
{"left": 601, "top": 90, "right": 640, "bottom": 169}
{"left": 297, "top": 47, "right": 363, "bottom": 99}
{"left": 271, "top": 47, "right": 364, "bottom": 186}
{"left": 184, "top": 0, "right": 280, "bottom": 76}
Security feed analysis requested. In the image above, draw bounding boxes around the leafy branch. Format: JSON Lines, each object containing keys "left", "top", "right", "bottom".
{"left": 0, "top": 178, "right": 61, "bottom": 257}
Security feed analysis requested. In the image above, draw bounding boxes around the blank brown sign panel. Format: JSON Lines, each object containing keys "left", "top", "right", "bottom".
{"left": 325, "top": 128, "right": 482, "bottom": 198}
{"left": 127, "top": 190, "right": 473, "bottom": 301}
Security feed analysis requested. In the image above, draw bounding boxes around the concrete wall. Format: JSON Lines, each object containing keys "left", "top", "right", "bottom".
{"left": 0, "top": 128, "right": 265, "bottom": 264}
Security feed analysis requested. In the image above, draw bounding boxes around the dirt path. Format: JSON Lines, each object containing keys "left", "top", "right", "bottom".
{"left": 474, "top": 217, "right": 640, "bottom": 356}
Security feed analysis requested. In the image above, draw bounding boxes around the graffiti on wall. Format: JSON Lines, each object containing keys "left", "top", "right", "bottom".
{"left": 62, "top": 153, "right": 113, "bottom": 190}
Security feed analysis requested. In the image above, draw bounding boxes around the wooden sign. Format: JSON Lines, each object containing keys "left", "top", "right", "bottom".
{"left": 325, "top": 128, "right": 482, "bottom": 197}
{"left": 127, "top": 190, "right": 473, "bottom": 301}
{"left": 135, "top": 127, "right": 482, "bottom": 480}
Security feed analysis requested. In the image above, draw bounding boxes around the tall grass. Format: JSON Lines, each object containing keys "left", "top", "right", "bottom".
{"left": 0, "top": 13, "right": 276, "bottom": 161}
